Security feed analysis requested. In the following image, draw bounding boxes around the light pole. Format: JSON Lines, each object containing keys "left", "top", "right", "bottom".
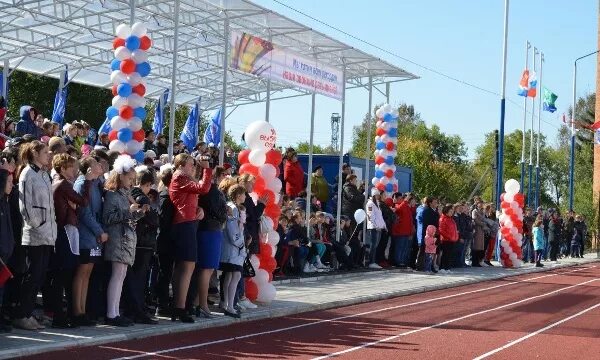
{"left": 570, "top": 49, "right": 599, "bottom": 211}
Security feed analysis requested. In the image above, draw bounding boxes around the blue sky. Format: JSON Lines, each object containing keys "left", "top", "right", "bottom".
{"left": 224, "top": 0, "right": 598, "bottom": 159}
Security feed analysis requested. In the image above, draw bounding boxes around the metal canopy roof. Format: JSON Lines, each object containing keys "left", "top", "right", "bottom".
{"left": 0, "top": 0, "right": 418, "bottom": 110}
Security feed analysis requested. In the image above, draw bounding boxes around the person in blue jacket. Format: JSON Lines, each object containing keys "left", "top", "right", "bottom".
{"left": 532, "top": 218, "right": 545, "bottom": 268}
{"left": 15, "top": 106, "right": 42, "bottom": 139}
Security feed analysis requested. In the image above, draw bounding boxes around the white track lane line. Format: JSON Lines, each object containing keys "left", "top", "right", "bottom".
{"left": 473, "top": 301, "right": 600, "bottom": 360}
{"left": 109, "top": 265, "right": 595, "bottom": 360}
{"left": 311, "top": 277, "right": 599, "bottom": 359}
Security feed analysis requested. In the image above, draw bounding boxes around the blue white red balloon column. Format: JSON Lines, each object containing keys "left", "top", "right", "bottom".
{"left": 107, "top": 22, "right": 152, "bottom": 163}
{"left": 372, "top": 104, "right": 399, "bottom": 200}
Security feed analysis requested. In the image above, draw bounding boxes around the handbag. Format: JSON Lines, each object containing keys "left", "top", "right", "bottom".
{"left": 243, "top": 256, "right": 256, "bottom": 278}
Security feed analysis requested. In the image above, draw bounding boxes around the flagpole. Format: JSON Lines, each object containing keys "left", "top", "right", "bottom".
{"left": 520, "top": 41, "right": 530, "bottom": 194}
{"left": 528, "top": 47, "right": 537, "bottom": 207}
{"left": 569, "top": 60, "right": 577, "bottom": 212}
{"left": 495, "top": 0, "right": 509, "bottom": 211}
{"left": 167, "top": 0, "right": 180, "bottom": 161}
{"left": 535, "top": 52, "right": 543, "bottom": 209}
{"left": 219, "top": 16, "right": 229, "bottom": 166}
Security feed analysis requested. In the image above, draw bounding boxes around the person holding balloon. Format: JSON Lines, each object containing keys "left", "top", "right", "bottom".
{"left": 366, "top": 189, "right": 387, "bottom": 269}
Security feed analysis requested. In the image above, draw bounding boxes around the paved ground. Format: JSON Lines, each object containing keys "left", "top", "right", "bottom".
{"left": 2, "top": 255, "right": 598, "bottom": 359}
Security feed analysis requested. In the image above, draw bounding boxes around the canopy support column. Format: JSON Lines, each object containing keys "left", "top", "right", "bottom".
{"left": 2, "top": 60, "right": 8, "bottom": 101}
{"left": 167, "top": 0, "right": 180, "bottom": 161}
{"left": 363, "top": 76, "right": 373, "bottom": 242}
{"left": 219, "top": 16, "right": 229, "bottom": 165}
{"left": 385, "top": 82, "right": 390, "bottom": 104}
{"left": 306, "top": 91, "right": 316, "bottom": 238}
{"left": 265, "top": 33, "right": 272, "bottom": 123}
{"left": 335, "top": 65, "right": 347, "bottom": 244}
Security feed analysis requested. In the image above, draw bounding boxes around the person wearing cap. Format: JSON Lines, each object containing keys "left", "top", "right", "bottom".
{"left": 283, "top": 149, "right": 304, "bottom": 198}
{"left": 366, "top": 188, "right": 387, "bottom": 269}
{"left": 145, "top": 149, "right": 157, "bottom": 161}
{"left": 310, "top": 165, "right": 330, "bottom": 212}
{"left": 15, "top": 106, "right": 43, "bottom": 139}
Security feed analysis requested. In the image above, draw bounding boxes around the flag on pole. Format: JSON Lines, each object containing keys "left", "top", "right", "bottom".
{"left": 203, "top": 108, "right": 222, "bottom": 146}
{"left": 180, "top": 99, "right": 201, "bottom": 151}
{"left": 527, "top": 71, "right": 537, "bottom": 97}
{"left": 98, "top": 117, "right": 112, "bottom": 135}
{"left": 517, "top": 69, "right": 529, "bottom": 96}
{"left": 152, "top": 89, "right": 169, "bottom": 135}
{"left": 542, "top": 87, "right": 557, "bottom": 113}
{"left": 51, "top": 67, "right": 69, "bottom": 125}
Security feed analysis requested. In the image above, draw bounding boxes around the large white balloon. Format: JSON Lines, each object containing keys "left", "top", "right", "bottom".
{"left": 504, "top": 179, "right": 520, "bottom": 194}
{"left": 131, "top": 49, "right": 148, "bottom": 64}
{"left": 127, "top": 94, "right": 146, "bottom": 108}
{"left": 114, "top": 46, "right": 131, "bottom": 61}
{"left": 110, "top": 116, "right": 127, "bottom": 131}
{"left": 127, "top": 72, "right": 143, "bottom": 86}
{"left": 354, "top": 209, "right": 367, "bottom": 224}
{"left": 256, "top": 282, "right": 276, "bottom": 303}
{"left": 109, "top": 140, "right": 126, "bottom": 153}
{"left": 249, "top": 149, "right": 266, "bottom": 166}
{"left": 127, "top": 117, "right": 143, "bottom": 132}
{"left": 267, "top": 231, "right": 280, "bottom": 246}
{"left": 245, "top": 120, "right": 276, "bottom": 151}
{"left": 250, "top": 254, "right": 260, "bottom": 270}
{"left": 110, "top": 70, "right": 127, "bottom": 85}
{"left": 262, "top": 216, "right": 274, "bottom": 234}
{"left": 115, "top": 24, "right": 132, "bottom": 39}
{"left": 259, "top": 163, "right": 277, "bottom": 180}
{"left": 131, "top": 22, "right": 147, "bottom": 37}
{"left": 125, "top": 140, "right": 143, "bottom": 154}
{"left": 267, "top": 178, "right": 282, "bottom": 194}
{"left": 375, "top": 108, "right": 384, "bottom": 118}
{"left": 112, "top": 96, "right": 128, "bottom": 108}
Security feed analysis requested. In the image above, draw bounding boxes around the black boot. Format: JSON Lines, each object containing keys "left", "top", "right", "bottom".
{"left": 171, "top": 308, "right": 194, "bottom": 323}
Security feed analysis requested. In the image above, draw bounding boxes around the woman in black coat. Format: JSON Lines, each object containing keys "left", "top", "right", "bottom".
{"left": 238, "top": 174, "right": 269, "bottom": 255}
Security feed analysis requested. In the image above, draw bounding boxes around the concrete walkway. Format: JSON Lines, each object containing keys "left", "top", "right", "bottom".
{"left": 1, "top": 255, "right": 597, "bottom": 359}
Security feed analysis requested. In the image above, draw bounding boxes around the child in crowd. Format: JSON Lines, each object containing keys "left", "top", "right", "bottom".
{"left": 275, "top": 215, "right": 290, "bottom": 276}
{"left": 310, "top": 212, "right": 330, "bottom": 270}
{"left": 571, "top": 227, "right": 582, "bottom": 259}
{"left": 285, "top": 211, "right": 311, "bottom": 274}
{"left": 424, "top": 225, "right": 437, "bottom": 273}
{"left": 532, "top": 219, "right": 545, "bottom": 268}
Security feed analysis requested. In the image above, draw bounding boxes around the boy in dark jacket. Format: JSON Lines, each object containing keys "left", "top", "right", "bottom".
{"left": 155, "top": 166, "right": 175, "bottom": 316}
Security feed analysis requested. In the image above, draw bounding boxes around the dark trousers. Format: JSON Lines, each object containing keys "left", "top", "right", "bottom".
{"left": 535, "top": 249, "right": 543, "bottom": 264}
{"left": 440, "top": 242, "right": 455, "bottom": 270}
{"left": 155, "top": 251, "right": 175, "bottom": 310}
{"left": 124, "top": 248, "right": 153, "bottom": 316}
{"left": 332, "top": 242, "right": 353, "bottom": 269}
{"left": 47, "top": 268, "right": 75, "bottom": 321}
{"left": 415, "top": 243, "right": 426, "bottom": 271}
{"left": 87, "top": 261, "right": 109, "bottom": 320}
{"left": 349, "top": 237, "right": 365, "bottom": 267}
{"left": 452, "top": 241, "right": 465, "bottom": 267}
{"left": 409, "top": 236, "right": 419, "bottom": 269}
{"left": 15, "top": 245, "right": 52, "bottom": 319}
{"left": 471, "top": 249, "right": 484, "bottom": 266}
{"left": 549, "top": 241, "right": 560, "bottom": 261}
{"left": 376, "top": 230, "right": 390, "bottom": 263}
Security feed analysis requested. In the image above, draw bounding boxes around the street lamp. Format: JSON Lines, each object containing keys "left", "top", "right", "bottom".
{"left": 569, "top": 49, "right": 599, "bottom": 211}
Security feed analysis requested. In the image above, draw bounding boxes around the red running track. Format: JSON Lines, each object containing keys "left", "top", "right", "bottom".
{"left": 22, "top": 264, "right": 600, "bottom": 360}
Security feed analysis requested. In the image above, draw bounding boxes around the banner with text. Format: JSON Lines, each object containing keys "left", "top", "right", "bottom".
{"left": 230, "top": 31, "right": 343, "bottom": 100}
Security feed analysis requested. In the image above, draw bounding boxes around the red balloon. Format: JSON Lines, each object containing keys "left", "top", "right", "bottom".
{"left": 238, "top": 149, "right": 250, "bottom": 165}
{"left": 254, "top": 177, "right": 266, "bottom": 194}
{"left": 386, "top": 142, "right": 394, "bottom": 151}
{"left": 505, "top": 208, "right": 514, "bottom": 216}
{"left": 133, "top": 129, "right": 145, "bottom": 142}
{"left": 376, "top": 182, "right": 385, "bottom": 191}
{"left": 265, "top": 149, "right": 283, "bottom": 166}
{"left": 375, "top": 156, "right": 385, "bottom": 165}
{"left": 108, "top": 130, "right": 118, "bottom": 141}
{"left": 376, "top": 128, "right": 386, "bottom": 136}
{"left": 265, "top": 207, "right": 281, "bottom": 221}
{"left": 376, "top": 120, "right": 383, "bottom": 127}
{"left": 239, "top": 163, "right": 259, "bottom": 176}
{"left": 275, "top": 166, "right": 280, "bottom": 178}
{"left": 514, "top": 193, "right": 525, "bottom": 204}
{"left": 245, "top": 278, "right": 258, "bottom": 301}
{"left": 133, "top": 84, "right": 146, "bottom": 97}
{"left": 385, "top": 169, "right": 394, "bottom": 178}
{"left": 500, "top": 193, "right": 505, "bottom": 202}
{"left": 262, "top": 189, "right": 276, "bottom": 205}
{"left": 120, "top": 59, "right": 136, "bottom": 74}
{"left": 119, "top": 106, "right": 133, "bottom": 119}
{"left": 501, "top": 201, "right": 511, "bottom": 209}
{"left": 259, "top": 242, "right": 273, "bottom": 258}
{"left": 111, "top": 85, "right": 118, "bottom": 96}
{"left": 268, "top": 272, "right": 273, "bottom": 282}
{"left": 139, "top": 36, "right": 152, "bottom": 50}
{"left": 113, "top": 38, "right": 125, "bottom": 50}
{"left": 393, "top": 184, "right": 398, "bottom": 192}
{"left": 262, "top": 257, "right": 277, "bottom": 272}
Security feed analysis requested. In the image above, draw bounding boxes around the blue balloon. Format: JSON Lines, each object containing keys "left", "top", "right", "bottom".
{"left": 383, "top": 113, "right": 393, "bottom": 122}
{"left": 388, "top": 128, "right": 398, "bottom": 137}
{"left": 136, "top": 62, "right": 151, "bottom": 77}
{"left": 110, "top": 59, "right": 121, "bottom": 71}
{"left": 117, "top": 128, "right": 133, "bottom": 143}
{"left": 133, "top": 150, "right": 145, "bottom": 163}
{"left": 386, "top": 183, "right": 393, "bottom": 192}
{"left": 385, "top": 156, "right": 394, "bottom": 165}
{"left": 125, "top": 36, "right": 141, "bottom": 51}
{"left": 133, "top": 107, "right": 147, "bottom": 120}
{"left": 106, "top": 106, "right": 119, "bottom": 119}
{"left": 117, "top": 83, "right": 132, "bottom": 97}
{"left": 376, "top": 142, "right": 385, "bottom": 150}
{"left": 375, "top": 170, "right": 384, "bottom": 178}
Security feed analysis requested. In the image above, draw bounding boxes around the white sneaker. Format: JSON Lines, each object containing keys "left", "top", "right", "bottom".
{"left": 304, "top": 263, "right": 315, "bottom": 273}
{"left": 239, "top": 298, "right": 257, "bottom": 309}
{"left": 368, "top": 263, "right": 382, "bottom": 269}
{"left": 310, "top": 263, "right": 321, "bottom": 272}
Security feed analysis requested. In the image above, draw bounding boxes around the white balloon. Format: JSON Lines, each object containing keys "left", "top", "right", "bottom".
{"left": 354, "top": 209, "right": 367, "bottom": 224}
{"left": 256, "top": 282, "right": 276, "bottom": 303}
{"left": 110, "top": 116, "right": 127, "bottom": 131}
{"left": 245, "top": 120, "right": 276, "bottom": 151}
{"left": 375, "top": 108, "right": 384, "bottom": 118}
{"left": 259, "top": 163, "right": 277, "bottom": 180}
{"left": 131, "top": 49, "right": 148, "bottom": 64}
{"left": 250, "top": 254, "right": 260, "bottom": 270}
{"left": 255, "top": 269, "right": 269, "bottom": 285}
{"left": 131, "top": 22, "right": 147, "bottom": 37}
{"left": 267, "top": 178, "right": 282, "bottom": 194}
{"left": 504, "top": 179, "right": 520, "bottom": 194}
{"left": 371, "top": 178, "right": 379, "bottom": 186}
{"left": 109, "top": 140, "right": 126, "bottom": 153}
{"left": 380, "top": 176, "right": 389, "bottom": 185}
{"left": 114, "top": 46, "right": 131, "bottom": 61}
{"left": 274, "top": 193, "right": 281, "bottom": 204}
{"left": 374, "top": 136, "right": 381, "bottom": 144}
{"left": 383, "top": 104, "right": 392, "bottom": 112}
{"left": 112, "top": 96, "right": 128, "bottom": 108}
{"left": 125, "top": 140, "right": 143, "bottom": 154}
{"left": 262, "top": 216, "right": 274, "bottom": 234}
{"left": 110, "top": 70, "right": 127, "bottom": 85}
{"left": 267, "top": 231, "right": 280, "bottom": 246}
{"left": 127, "top": 117, "right": 143, "bottom": 132}
{"left": 127, "top": 72, "right": 143, "bottom": 86}
{"left": 249, "top": 149, "right": 266, "bottom": 166}
{"left": 392, "top": 109, "right": 399, "bottom": 118}
{"left": 116, "top": 24, "right": 132, "bottom": 39}
{"left": 127, "top": 94, "right": 146, "bottom": 108}
{"left": 504, "top": 193, "right": 514, "bottom": 203}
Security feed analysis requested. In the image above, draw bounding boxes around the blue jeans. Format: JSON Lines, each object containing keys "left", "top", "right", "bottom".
{"left": 367, "top": 229, "right": 381, "bottom": 265}
{"left": 453, "top": 240, "right": 465, "bottom": 267}
{"left": 392, "top": 236, "right": 410, "bottom": 266}
{"left": 424, "top": 253, "right": 434, "bottom": 272}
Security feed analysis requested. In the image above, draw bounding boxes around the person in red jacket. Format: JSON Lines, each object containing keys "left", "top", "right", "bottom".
{"left": 168, "top": 153, "right": 212, "bottom": 323}
{"left": 283, "top": 149, "right": 304, "bottom": 198}
{"left": 438, "top": 204, "right": 459, "bottom": 273}
{"left": 391, "top": 194, "right": 416, "bottom": 267}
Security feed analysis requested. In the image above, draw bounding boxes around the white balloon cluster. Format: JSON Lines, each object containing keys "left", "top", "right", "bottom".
{"left": 498, "top": 179, "right": 525, "bottom": 268}
{"left": 372, "top": 104, "right": 399, "bottom": 197}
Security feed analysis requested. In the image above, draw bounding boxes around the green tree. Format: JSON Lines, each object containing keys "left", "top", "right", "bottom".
{"left": 295, "top": 141, "right": 337, "bottom": 154}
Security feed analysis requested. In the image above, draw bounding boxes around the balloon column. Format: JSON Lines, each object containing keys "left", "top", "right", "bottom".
{"left": 372, "top": 104, "right": 399, "bottom": 203}
{"left": 498, "top": 179, "right": 525, "bottom": 268}
{"left": 238, "top": 120, "right": 280, "bottom": 304}
{"left": 106, "top": 23, "right": 152, "bottom": 163}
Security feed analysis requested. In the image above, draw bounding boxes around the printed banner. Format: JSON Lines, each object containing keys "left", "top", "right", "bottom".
{"left": 230, "top": 31, "right": 343, "bottom": 100}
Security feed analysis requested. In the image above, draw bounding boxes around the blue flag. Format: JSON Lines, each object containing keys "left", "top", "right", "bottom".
{"left": 180, "top": 99, "right": 201, "bottom": 151}
{"left": 152, "top": 89, "right": 169, "bottom": 135}
{"left": 98, "top": 117, "right": 112, "bottom": 136}
{"left": 51, "top": 68, "right": 68, "bottom": 125}
{"left": 203, "top": 108, "right": 222, "bottom": 146}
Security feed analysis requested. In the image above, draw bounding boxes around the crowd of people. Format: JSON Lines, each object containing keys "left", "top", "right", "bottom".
{"left": 0, "top": 103, "right": 590, "bottom": 335}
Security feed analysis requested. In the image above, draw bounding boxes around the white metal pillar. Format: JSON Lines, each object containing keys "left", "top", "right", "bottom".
{"left": 265, "top": 32, "right": 272, "bottom": 123}
{"left": 130, "top": 0, "right": 135, "bottom": 24}
{"left": 385, "top": 82, "right": 390, "bottom": 104}
{"left": 167, "top": 0, "right": 180, "bottom": 161}
{"left": 219, "top": 16, "right": 229, "bottom": 165}
{"left": 2, "top": 60, "right": 8, "bottom": 101}
{"left": 335, "top": 65, "right": 347, "bottom": 244}
{"left": 363, "top": 76, "right": 373, "bottom": 242}
{"left": 305, "top": 91, "right": 316, "bottom": 238}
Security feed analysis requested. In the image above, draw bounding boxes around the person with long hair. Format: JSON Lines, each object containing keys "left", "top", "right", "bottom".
{"left": 14, "top": 141, "right": 56, "bottom": 330}
{"left": 154, "top": 165, "right": 175, "bottom": 316}
{"left": 366, "top": 189, "right": 386, "bottom": 269}
{"left": 438, "top": 204, "right": 459, "bottom": 273}
{"left": 102, "top": 156, "right": 146, "bottom": 327}
{"left": 168, "top": 154, "right": 211, "bottom": 323}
